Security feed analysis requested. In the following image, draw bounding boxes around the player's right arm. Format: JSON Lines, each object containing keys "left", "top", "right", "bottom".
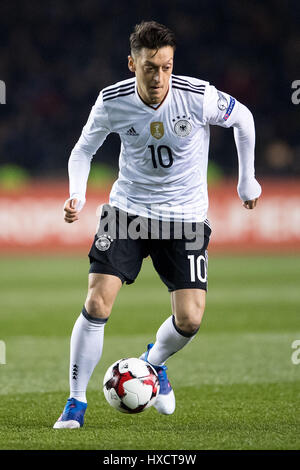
{"left": 64, "top": 92, "right": 111, "bottom": 223}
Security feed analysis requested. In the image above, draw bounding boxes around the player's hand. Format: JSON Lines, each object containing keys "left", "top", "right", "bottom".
{"left": 64, "top": 198, "right": 79, "bottom": 223}
{"left": 243, "top": 198, "right": 258, "bottom": 210}
{"left": 238, "top": 178, "right": 261, "bottom": 210}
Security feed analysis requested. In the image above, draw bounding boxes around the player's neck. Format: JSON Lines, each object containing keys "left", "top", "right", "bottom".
{"left": 137, "top": 87, "right": 169, "bottom": 110}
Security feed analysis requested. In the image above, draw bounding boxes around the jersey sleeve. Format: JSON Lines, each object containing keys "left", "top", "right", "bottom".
{"left": 202, "top": 84, "right": 239, "bottom": 128}
{"left": 68, "top": 92, "right": 111, "bottom": 203}
{"left": 72, "top": 91, "right": 111, "bottom": 156}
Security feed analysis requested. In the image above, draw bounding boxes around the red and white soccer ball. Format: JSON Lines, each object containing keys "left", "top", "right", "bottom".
{"left": 103, "top": 357, "right": 160, "bottom": 413}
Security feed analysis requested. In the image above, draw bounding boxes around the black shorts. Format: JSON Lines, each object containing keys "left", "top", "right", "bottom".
{"left": 88, "top": 205, "right": 212, "bottom": 292}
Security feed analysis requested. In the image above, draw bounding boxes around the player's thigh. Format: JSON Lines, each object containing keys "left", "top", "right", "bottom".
{"left": 88, "top": 205, "right": 147, "bottom": 286}
{"left": 149, "top": 222, "right": 211, "bottom": 293}
{"left": 171, "top": 288, "right": 206, "bottom": 333}
{"left": 85, "top": 273, "right": 122, "bottom": 319}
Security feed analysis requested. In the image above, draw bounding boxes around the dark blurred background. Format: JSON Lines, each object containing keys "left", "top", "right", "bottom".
{"left": 0, "top": 0, "right": 300, "bottom": 181}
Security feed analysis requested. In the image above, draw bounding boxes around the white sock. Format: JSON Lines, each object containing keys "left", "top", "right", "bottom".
{"left": 69, "top": 308, "right": 107, "bottom": 403}
{"left": 147, "top": 315, "right": 198, "bottom": 366}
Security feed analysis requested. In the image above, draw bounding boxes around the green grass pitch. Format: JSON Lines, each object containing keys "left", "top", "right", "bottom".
{"left": 0, "top": 253, "right": 299, "bottom": 450}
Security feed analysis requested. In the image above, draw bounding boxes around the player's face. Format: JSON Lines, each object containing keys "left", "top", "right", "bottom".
{"left": 128, "top": 46, "right": 174, "bottom": 105}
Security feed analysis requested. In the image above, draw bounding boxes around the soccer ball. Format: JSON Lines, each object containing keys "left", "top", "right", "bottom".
{"left": 103, "top": 357, "right": 160, "bottom": 414}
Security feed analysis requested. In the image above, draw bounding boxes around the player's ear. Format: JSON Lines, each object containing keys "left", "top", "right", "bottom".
{"left": 128, "top": 55, "right": 136, "bottom": 73}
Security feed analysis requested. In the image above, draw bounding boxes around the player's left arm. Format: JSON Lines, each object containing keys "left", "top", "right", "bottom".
{"left": 231, "top": 102, "right": 261, "bottom": 209}
{"left": 203, "top": 85, "right": 261, "bottom": 210}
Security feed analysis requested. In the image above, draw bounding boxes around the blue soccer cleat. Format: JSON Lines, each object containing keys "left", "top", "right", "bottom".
{"left": 140, "top": 343, "right": 176, "bottom": 415}
{"left": 53, "top": 397, "right": 87, "bottom": 429}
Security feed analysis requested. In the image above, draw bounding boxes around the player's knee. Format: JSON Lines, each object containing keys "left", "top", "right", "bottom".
{"left": 175, "top": 303, "right": 205, "bottom": 335}
{"left": 176, "top": 317, "right": 201, "bottom": 335}
{"left": 85, "top": 294, "right": 111, "bottom": 320}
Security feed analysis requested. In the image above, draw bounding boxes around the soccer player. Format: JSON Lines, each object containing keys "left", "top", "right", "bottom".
{"left": 53, "top": 21, "right": 261, "bottom": 428}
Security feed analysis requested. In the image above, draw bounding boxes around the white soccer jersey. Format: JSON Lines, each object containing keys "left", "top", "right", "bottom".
{"left": 71, "top": 75, "right": 243, "bottom": 221}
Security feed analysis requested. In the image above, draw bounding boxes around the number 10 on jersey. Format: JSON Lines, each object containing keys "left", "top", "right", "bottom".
{"left": 148, "top": 145, "right": 174, "bottom": 168}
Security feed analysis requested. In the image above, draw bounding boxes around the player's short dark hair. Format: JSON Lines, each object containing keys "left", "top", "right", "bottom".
{"left": 130, "top": 21, "right": 176, "bottom": 56}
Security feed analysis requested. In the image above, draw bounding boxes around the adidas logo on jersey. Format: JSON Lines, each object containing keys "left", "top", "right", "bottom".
{"left": 126, "top": 127, "right": 139, "bottom": 136}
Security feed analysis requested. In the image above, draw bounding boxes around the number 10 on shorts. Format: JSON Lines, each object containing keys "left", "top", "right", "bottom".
{"left": 187, "top": 254, "right": 207, "bottom": 283}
